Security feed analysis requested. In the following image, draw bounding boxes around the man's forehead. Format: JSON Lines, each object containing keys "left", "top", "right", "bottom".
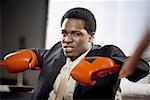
{"left": 62, "top": 18, "right": 85, "bottom": 25}
{"left": 62, "top": 18, "right": 85, "bottom": 29}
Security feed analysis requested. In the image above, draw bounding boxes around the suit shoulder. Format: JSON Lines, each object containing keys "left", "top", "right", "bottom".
{"left": 101, "top": 45, "right": 121, "bottom": 50}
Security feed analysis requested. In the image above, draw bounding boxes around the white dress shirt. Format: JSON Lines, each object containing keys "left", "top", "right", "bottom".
{"left": 48, "top": 47, "right": 91, "bottom": 100}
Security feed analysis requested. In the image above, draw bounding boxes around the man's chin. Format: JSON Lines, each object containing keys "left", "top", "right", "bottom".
{"left": 65, "top": 53, "right": 74, "bottom": 58}
{"left": 65, "top": 53, "right": 79, "bottom": 61}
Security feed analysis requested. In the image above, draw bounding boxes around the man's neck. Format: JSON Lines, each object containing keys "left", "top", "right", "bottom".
{"left": 70, "top": 46, "right": 92, "bottom": 61}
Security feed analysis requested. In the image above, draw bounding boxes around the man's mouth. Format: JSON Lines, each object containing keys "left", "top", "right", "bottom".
{"left": 64, "top": 46, "right": 74, "bottom": 53}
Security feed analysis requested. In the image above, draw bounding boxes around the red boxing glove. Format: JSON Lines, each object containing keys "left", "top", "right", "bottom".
{"left": 0, "top": 49, "right": 40, "bottom": 73}
{"left": 70, "top": 57, "right": 119, "bottom": 86}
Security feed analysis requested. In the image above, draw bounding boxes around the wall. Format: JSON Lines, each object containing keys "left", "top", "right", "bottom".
{"left": 1, "top": 0, "right": 47, "bottom": 86}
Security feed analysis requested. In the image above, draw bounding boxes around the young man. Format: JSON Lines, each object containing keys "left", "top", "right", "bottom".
{"left": 31, "top": 7, "right": 149, "bottom": 100}
{"left": 1, "top": 7, "right": 149, "bottom": 100}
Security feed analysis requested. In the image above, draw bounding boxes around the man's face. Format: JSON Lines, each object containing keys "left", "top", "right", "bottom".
{"left": 61, "top": 18, "right": 93, "bottom": 58}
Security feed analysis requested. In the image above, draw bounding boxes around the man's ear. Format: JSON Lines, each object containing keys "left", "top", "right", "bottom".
{"left": 89, "top": 32, "right": 95, "bottom": 42}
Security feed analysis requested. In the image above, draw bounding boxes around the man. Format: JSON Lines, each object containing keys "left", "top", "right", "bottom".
{"left": 1, "top": 7, "right": 149, "bottom": 100}
{"left": 31, "top": 7, "right": 149, "bottom": 100}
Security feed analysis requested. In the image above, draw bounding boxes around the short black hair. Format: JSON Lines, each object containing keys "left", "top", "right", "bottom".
{"left": 61, "top": 7, "right": 96, "bottom": 34}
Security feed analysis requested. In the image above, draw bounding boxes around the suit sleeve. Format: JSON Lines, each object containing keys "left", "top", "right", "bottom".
{"left": 31, "top": 42, "right": 62, "bottom": 69}
{"left": 101, "top": 45, "right": 149, "bottom": 82}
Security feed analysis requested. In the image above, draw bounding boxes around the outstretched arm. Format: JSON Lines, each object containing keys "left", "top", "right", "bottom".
{"left": 119, "top": 28, "right": 150, "bottom": 80}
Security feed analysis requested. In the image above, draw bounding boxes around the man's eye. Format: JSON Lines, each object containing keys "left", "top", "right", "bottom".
{"left": 61, "top": 31, "right": 68, "bottom": 37}
{"left": 73, "top": 32, "right": 82, "bottom": 36}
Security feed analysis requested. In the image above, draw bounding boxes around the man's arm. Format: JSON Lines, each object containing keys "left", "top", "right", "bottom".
{"left": 109, "top": 45, "right": 149, "bottom": 82}
{"left": 125, "top": 59, "right": 149, "bottom": 82}
{"left": 119, "top": 29, "right": 150, "bottom": 79}
{"left": 31, "top": 41, "right": 63, "bottom": 69}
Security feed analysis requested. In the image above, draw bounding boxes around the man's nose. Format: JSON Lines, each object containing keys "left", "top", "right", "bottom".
{"left": 64, "top": 34, "right": 73, "bottom": 43}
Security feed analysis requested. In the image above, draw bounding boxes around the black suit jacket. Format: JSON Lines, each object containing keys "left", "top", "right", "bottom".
{"left": 32, "top": 42, "right": 149, "bottom": 100}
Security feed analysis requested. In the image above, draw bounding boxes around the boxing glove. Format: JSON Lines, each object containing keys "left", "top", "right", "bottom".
{"left": 70, "top": 57, "right": 119, "bottom": 86}
{"left": 0, "top": 49, "right": 39, "bottom": 73}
